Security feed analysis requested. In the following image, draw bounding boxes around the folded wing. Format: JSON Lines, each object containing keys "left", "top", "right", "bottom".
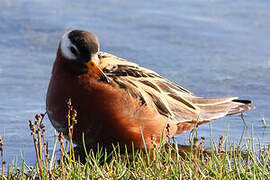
{"left": 98, "top": 52, "right": 253, "bottom": 125}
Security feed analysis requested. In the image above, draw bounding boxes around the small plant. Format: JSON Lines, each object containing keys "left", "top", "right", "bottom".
{"left": 262, "top": 116, "right": 267, "bottom": 128}
{"left": 58, "top": 132, "right": 65, "bottom": 180}
{"left": 29, "top": 113, "right": 50, "bottom": 180}
{"left": 66, "top": 98, "right": 77, "bottom": 165}
{"left": 0, "top": 136, "right": 5, "bottom": 180}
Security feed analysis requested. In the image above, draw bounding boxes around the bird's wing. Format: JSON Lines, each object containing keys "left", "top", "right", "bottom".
{"left": 98, "top": 51, "right": 201, "bottom": 123}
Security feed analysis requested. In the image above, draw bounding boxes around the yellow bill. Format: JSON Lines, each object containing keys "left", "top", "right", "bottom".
{"left": 84, "top": 60, "right": 110, "bottom": 83}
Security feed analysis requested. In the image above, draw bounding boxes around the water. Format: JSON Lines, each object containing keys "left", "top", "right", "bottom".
{"left": 0, "top": 0, "right": 269, "bottom": 165}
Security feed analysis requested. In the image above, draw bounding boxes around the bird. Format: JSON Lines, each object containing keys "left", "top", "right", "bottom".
{"left": 46, "top": 30, "right": 253, "bottom": 150}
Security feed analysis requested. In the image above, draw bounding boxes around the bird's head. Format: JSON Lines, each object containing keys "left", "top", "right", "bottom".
{"left": 58, "top": 30, "right": 109, "bottom": 82}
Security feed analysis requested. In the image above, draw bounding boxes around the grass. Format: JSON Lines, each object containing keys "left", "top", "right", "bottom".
{"left": 0, "top": 103, "right": 269, "bottom": 179}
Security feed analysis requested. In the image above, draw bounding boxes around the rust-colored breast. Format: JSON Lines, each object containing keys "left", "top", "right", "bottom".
{"left": 46, "top": 56, "right": 177, "bottom": 149}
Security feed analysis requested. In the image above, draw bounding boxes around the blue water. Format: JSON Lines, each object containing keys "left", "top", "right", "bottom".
{"left": 0, "top": 0, "right": 270, "bottom": 165}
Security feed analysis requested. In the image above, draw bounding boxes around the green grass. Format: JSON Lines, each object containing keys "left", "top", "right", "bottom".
{"left": 0, "top": 111, "right": 269, "bottom": 179}
{"left": 2, "top": 130, "right": 270, "bottom": 179}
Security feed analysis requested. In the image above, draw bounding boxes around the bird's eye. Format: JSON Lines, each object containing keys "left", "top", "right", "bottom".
{"left": 70, "top": 46, "right": 78, "bottom": 55}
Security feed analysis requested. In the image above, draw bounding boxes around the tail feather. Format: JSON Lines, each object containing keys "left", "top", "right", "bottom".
{"left": 175, "top": 97, "right": 253, "bottom": 134}
{"left": 186, "top": 96, "right": 254, "bottom": 121}
{"left": 228, "top": 99, "right": 254, "bottom": 115}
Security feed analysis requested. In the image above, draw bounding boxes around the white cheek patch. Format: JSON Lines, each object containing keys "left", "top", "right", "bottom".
{"left": 60, "top": 31, "right": 76, "bottom": 60}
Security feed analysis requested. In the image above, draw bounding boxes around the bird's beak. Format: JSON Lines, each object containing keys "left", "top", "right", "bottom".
{"left": 84, "top": 60, "right": 110, "bottom": 83}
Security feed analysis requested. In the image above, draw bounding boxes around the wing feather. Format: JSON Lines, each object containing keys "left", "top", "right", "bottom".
{"left": 98, "top": 52, "right": 200, "bottom": 122}
{"left": 98, "top": 51, "right": 253, "bottom": 123}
